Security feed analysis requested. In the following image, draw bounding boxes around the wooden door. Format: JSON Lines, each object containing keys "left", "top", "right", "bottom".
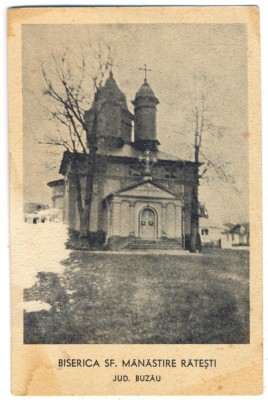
{"left": 140, "top": 207, "right": 156, "bottom": 239}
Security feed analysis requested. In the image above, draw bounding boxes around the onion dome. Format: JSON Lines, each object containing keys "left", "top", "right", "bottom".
{"left": 134, "top": 79, "right": 158, "bottom": 101}
{"left": 96, "top": 71, "right": 129, "bottom": 111}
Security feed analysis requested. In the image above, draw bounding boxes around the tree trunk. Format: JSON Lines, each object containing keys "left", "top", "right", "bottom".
{"left": 72, "top": 150, "right": 96, "bottom": 240}
{"left": 73, "top": 158, "right": 84, "bottom": 234}
{"left": 190, "top": 145, "right": 201, "bottom": 253}
{"left": 190, "top": 180, "right": 200, "bottom": 253}
{"left": 79, "top": 152, "right": 96, "bottom": 239}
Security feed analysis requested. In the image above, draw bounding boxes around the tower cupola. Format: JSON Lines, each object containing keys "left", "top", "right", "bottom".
{"left": 132, "top": 75, "right": 160, "bottom": 151}
{"left": 84, "top": 71, "right": 133, "bottom": 149}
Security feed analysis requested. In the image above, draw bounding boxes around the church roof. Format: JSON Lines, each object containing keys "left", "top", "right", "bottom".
{"left": 47, "top": 178, "right": 65, "bottom": 187}
{"left": 96, "top": 71, "right": 129, "bottom": 110}
{"left": 134, "top": 79, "right": 156, "bottom": 99}
{"left": 59, "top": 146, "right": 194, "bottom": 175}
{"left": 97, "top": 143, "right": 189, "bottom": 163}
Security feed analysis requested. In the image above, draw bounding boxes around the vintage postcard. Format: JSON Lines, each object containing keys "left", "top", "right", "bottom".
{"left": 9, "top": 6, "right": 262, "bottom": 395}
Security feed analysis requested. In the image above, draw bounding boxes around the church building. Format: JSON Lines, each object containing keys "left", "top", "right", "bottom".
{"left": 48, "top": 70, "right": 198, "bottom": 250}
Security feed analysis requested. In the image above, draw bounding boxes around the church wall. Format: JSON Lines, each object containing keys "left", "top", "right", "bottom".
{"left": 175, "top": 204, "right": 182, "bottom": 239}
{"left": 100, "top": 161, "right": 141, "bottom": 198}
{"left": 102, "top": 160, "right": 188, "bottom": 198}
{"left": 53, "top": 195, "right": 64, "bottom": 210}
{"left": 51, "top": 184, "right": 64, "bottom": 198}
{"left": 103, "top": 161, "right": 187, "bottom": 189}
{"left": 166, "top": 203, "right": 176, "bottom": 238}
{"left": 96, "top": 102, "right": 121, "bottom": 138}
{"left": 102, "top": 202, "right": 109, "bottom": 238}
{"left": 121, "top": 201, "right": 131, "bottom": 236}
{"left": 153, "top": 179, "right": 184, "bottom": 198}
{"left": 134, "top": 107, "right": 157, "bottom": 142}
{"left": 111, "top": 200, "right": 121, "bottom": 236}
{"left": 49, "top": 183, "right": 65, "bottom": 220}
{"left": 121, "top": 109, "right": 132, "bottom": 143}
{"left": 150, "top": 164, "right": 189, "bottom": 239}
{"left": 102, "top": 178, "right": 121, "bottom": 199}
{"left": 89, "top": 182, "right": 99, "bottom": 232}
{"left": 64, "top": 157, "right": 195, "bottom": 246}
{"left": 105, "top": 162, "right": 125, "bottom": 177}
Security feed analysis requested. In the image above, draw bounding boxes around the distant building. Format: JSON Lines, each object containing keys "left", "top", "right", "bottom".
{"left": 24, "top": 202, "right": 49, "bottom": 223}
{"left": 24, "top": 202, "right": 49, "bottom": 214}
{"left": 199, "top": 217, "right": 225, "bottom": 247}
{"left": 47, "top": 179, "right": 65, "bottom": 221}
{"left": 221, "top": 223, "right": 250, "bottom": 248}
{"left": 199, "top": 219, "right": 250, "bottom": 249}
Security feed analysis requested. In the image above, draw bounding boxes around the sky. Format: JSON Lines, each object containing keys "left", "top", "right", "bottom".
{"left": 22, "top": 23, "right": 248, "bottom": 225}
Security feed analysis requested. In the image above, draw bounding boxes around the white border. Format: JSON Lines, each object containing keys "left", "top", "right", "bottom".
{"left": 1, "top": 1, "right": 267, "bottom": 399}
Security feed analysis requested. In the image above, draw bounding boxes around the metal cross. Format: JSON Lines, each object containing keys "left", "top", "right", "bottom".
{"left": 144, "top": 149, "right": 152, "bottom": 175}
{"left": 108, "top": 59, "right": 117, "bottom": 73}
{"left": 138, "top": 149, "right": 157, "bottom": 179}
{"left": 139, "top": 64, "right": 151, "bottom": 81}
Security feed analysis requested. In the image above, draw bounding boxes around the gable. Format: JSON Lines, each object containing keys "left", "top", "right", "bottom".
{"left": 116, "top": 181, "right": 178, "bottom": 200}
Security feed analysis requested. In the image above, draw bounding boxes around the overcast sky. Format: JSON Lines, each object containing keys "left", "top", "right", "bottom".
{"left": 22, "top": 23, "right": 248, "bottom": 225}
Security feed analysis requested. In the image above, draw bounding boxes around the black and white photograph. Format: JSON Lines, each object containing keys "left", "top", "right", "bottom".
{"left": 8, "top": 5, "right": 262, "bottom": 396}
{"left": 22, "top": 21, "right": 250, "bottom": 345}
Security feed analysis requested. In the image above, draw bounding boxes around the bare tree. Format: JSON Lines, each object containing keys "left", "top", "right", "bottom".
{"left": 185, "top": 77, "right": 235, "bottom": 253}
{"left": 39, "top": 46, "right": 112, "bottom": 239}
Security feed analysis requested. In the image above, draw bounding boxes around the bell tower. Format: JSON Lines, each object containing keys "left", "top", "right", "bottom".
{"left": 84, "top": 71, "right": 133, "bottom": 149}
{"left": 132, "top": 65, "right": 160, "bottom": 151}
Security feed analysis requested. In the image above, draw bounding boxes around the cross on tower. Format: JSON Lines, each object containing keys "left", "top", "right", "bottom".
{"left": 108, "top": 59, "right": 117, "bottom": 75}
{"left": 139, "top": 64, "right": 152, "bottom": 81}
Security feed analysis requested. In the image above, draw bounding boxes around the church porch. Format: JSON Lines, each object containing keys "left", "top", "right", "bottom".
{"left": 103, "top": 180, "right": 183, "bottom": 250}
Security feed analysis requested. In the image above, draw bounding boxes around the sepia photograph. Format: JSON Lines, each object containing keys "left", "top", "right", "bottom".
{"left": 21, "top": 21, "right": 250, "bottom": 344}
{"left": 9, "top": 6, "right": 262, "bottom": 396}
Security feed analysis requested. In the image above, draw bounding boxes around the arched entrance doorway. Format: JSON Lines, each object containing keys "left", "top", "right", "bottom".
{"left": 139, "top": 206, "right": 157, "bottom": 240}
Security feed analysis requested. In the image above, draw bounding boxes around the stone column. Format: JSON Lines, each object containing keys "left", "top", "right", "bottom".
{"left": 112, "top": 200, "right": 121, "bottom": 236}
{"left": 105, "top": 201, "right": 110, "bottom": 241}
{"left": 166, "top": 202, "right": 176, "bottom": 238}
{"left": 161, "top": 203, "right": 167, "bottom": 238}
{"left": 175, "top": 204, "right": 182, "bottom": 240}
{"left": 129, "top": 202, "right": 135, "bottom": 237}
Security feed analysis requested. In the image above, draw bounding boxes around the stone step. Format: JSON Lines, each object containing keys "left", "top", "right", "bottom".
{"left": 125, "top": 239, "right": 182, "bottom": 250}
{"left": 124, "top": 246, "right": 182, "bottom": 250}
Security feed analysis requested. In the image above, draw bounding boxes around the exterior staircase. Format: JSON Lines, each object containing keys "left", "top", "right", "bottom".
{"left": 124, "top": 238, "right": 183, "bottom": 251}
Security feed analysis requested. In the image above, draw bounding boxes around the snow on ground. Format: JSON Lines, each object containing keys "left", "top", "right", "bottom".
{"left": 13, "top": 222, "right": 70, "bottom": 311}
{"left": 23, "top": 300, "right": 52, "bottom": 312}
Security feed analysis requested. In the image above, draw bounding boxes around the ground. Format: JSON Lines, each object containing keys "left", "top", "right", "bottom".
{"left": 24, "top": 244, "right": 249, "bottom": 344}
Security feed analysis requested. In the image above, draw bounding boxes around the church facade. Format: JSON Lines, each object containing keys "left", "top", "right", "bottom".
{"left": 48, "top": 72, "right": 198, "bottom": 250}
